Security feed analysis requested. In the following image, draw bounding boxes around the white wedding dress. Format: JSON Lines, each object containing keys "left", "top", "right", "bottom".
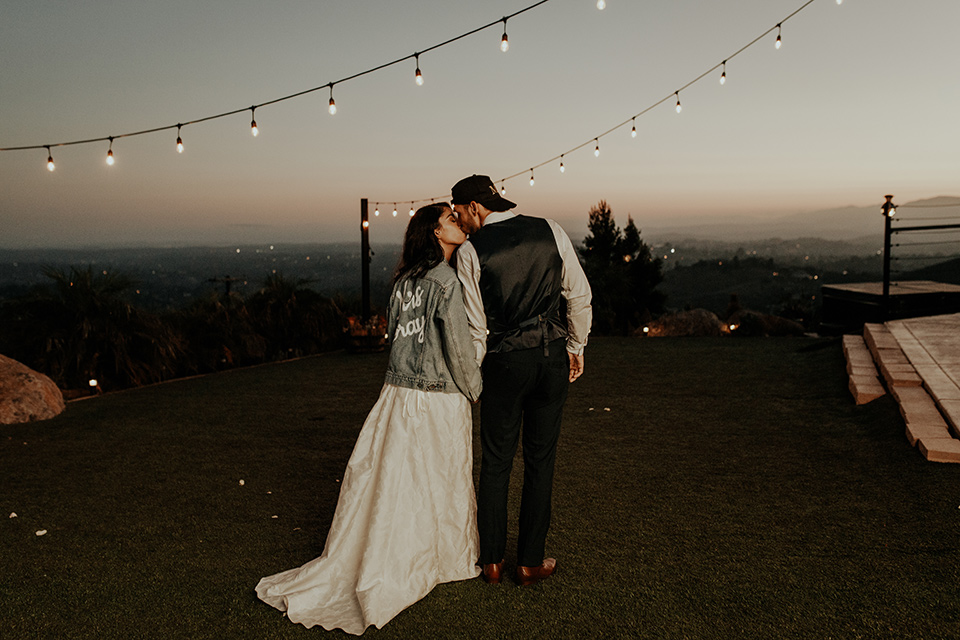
{"left": 255, "top": 383, "right": 481, "bottom": 634}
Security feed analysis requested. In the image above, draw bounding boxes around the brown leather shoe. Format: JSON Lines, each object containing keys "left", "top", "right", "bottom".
{"left": 515, "top": 558, "right": 557, "bottom": 587}
{"left": 481, "top": 561, "right": 504, "bottom": 584}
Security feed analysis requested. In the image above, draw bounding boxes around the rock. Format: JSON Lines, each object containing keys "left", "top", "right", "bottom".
{"left": 0, "top": 354, "right": 65, "bottom": 424}
{"left": 644, "top": 309, "right": 726, "bottom": 337}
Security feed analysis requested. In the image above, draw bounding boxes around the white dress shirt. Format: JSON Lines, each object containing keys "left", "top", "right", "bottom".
{"left": 456, "top": 211, "right": 593, "bottom": 365}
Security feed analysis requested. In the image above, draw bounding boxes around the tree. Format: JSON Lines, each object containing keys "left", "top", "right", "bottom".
{"left": 0, "top": 266, "right": 185, "bottom": 389}
{"left": 579, "top": 201, "right": 665, "bottom": 335}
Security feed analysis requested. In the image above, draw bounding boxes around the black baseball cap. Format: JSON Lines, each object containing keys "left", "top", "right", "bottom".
{"left": 450, "top": 174, "right": 516, "bottom": 212}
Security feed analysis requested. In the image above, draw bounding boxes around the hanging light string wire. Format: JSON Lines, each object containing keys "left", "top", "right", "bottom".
{"left": 0, "top": 0, "right": 551, "bottom": 153}
{"left": 374, "top": 0, "right": 819, "bottom": 207}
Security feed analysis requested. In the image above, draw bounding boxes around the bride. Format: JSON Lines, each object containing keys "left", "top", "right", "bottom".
{"left": 255, "top": 203, "right": 482, "bottom": 634}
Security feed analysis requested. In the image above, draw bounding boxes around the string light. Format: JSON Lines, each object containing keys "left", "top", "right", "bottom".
{"left": 362, "top": 220, "right": 369, "bottom": 229}
{"left": 106, "top": 137, "right": 115, "bottom": 165}
{"left": 501, "top": 19, "right": 509, "bottom": 52}
{"left": 176, "top": 124, "right": 184, "bottom": 153}
{"left": 597, "top": 0, "right": 606, "bottom": 9}
{"left": 631, "top": 118, "right": 637, "bottom": 138}
{"left": 594, "top": 139, "right": 600, "bottom": 157}
{"left": 415, "top": 54, "right": 424, "bottom": 86}
{"left": 328, "top": 85, "right": 337, "bottom": 115}
{"left": 409, "top": 204, "right": 415, "bottom": 216}
{"left": 250, "top": 107, "right": 259, "bottom": 136}
{"left": 369, "top": 0, "right": 832, "bottom": 209}
{"left": 529, "top": 169, "right": 535, "bottom": 186}
{"left": 775, "top": 24, "right": 782, "bottom": 49}
{"left": 45, "top": 146, "right": 54, "bottom": 172}
{"left": 393, "top": 203, "right": 398, "bottom": 217}
{"left": 374, "top": 206, "right": 380, "bottom": 216}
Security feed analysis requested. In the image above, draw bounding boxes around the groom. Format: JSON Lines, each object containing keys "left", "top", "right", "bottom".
{"left": 451, "top": 174, "right": 592, "bottom": 587}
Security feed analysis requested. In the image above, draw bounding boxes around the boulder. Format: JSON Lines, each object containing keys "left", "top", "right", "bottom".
{"left": 0, "top": 354, "right": 66, "bottom": 424}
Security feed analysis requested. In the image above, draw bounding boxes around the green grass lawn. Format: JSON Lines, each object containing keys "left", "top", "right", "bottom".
{"left": 2, "top": 338, "right": 959, "bottom": 639}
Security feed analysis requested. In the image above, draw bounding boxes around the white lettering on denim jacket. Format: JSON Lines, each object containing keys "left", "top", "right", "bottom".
{"left": 395, "top": 284, "right": 426, "bottom": 343}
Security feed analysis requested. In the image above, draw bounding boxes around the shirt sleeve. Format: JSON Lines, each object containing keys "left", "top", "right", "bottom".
{"left": 455, "top": 241, "right": 488, "bottom": 365}
{"left": 548, "top": 219, "right": 593, "bottom": 355}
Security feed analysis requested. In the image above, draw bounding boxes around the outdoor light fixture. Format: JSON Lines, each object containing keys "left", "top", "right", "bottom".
{"left": 501, "top": 182, "right": 506, "bottom": 195}
{"left": 415, "top": 54, "right": 423, "bottom": 86}
{"left": 775, "top": 24, "right": 782, "bottom": 49}
{"left": 597, "top": 0, "right": 606, "bottom": 9}
{"left": 106, "top": 138, "right": 115, "bottom": 165}
{"left": 374, "top": 206, "right": 380, "bottom": 216}
{"left": 631, "top": 118, "right": 637, "bottom": 138}
{"left": 176, "top": 125, "right": 184, "bottom": 153}
{"left": 500, "top": 19, "right": 509, "bottom": 52}
{"left": 393, "top": 203, "right": 398, "bottom": 217}
{"left": 45, "top": 147, "right": 55, "bottom": 171}
{"left": 594, "top": 139, "right": 600, "bottom": 157}
{"left": 720, "top": 61, "right": 727, "bottom": 85}
{"left": 560, "top": 155, "right": 565, "bottom": 173}
{"left": 328, "top": 85, "right": 337, "bottom": 115}
{"left": 529, "top": 169, "right": 535, "bottom": 186}
{"left": 250, "top": 107, "right": 259, "bottom": 136}
{"left": 675, "top": 92, "right": 682, "bottom": 113}
{"left": 409, "top": 205, "right": 415, "bottom": 216}
{"left": 362, "top": 220, "right": 369, "bottom": 229}
{"left": 882, "top": 195, "right": 897, "bottom": 217}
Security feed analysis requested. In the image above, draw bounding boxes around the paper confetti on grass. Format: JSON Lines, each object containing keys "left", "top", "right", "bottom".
{"left": 36, "top": 530, "right": 47, "bottom": 536}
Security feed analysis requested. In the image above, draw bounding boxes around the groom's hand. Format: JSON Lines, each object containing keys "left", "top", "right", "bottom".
{"left": 568, "top": 352, "right": 584, "bottom": 382}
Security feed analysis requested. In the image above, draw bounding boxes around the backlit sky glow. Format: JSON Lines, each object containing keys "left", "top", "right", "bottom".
{"left": 1, "top": 0, "right": 958, "bottom": 248}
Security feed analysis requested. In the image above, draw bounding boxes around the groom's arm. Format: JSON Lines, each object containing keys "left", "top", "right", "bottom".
{"left": 455, "top": 240, "right": 488, "bottom": 365}
{"left": 547, "top": 220, "right": 592, "bottom": 358}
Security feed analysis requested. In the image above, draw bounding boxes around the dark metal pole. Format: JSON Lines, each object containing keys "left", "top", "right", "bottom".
{"left": 881, "top": 194, "right": 895, "bottom": 319}
{"left": 361, "top": 198, "right": 371, "bottom": 321}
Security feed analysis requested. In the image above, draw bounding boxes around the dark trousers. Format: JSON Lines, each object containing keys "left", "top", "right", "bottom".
{"left": 477, "top": 340, "right": 569, "bottom": 567}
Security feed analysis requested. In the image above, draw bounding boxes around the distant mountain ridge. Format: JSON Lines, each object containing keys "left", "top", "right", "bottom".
{"left": 646, "top": 196, "right": 960, "bottom": 244}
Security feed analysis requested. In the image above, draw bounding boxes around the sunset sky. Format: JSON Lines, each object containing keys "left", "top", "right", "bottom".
{"left": 1, "top": 0, "right": 957, "bottom": 249}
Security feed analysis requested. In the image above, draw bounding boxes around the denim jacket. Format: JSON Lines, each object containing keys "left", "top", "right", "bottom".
{"left": 385, "top": 262, "right": 482, "bottom": 402}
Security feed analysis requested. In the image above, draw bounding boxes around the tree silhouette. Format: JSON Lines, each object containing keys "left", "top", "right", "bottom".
{"left": 0, "top": 266, "right": 184, "bottom": 389}
{"left": 579, "top": 200, "right": 665, "bottom": 335}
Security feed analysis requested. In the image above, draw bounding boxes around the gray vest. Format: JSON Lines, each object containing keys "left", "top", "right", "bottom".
{"left": 469, "top": 215, "right": 567, "bottom": 354}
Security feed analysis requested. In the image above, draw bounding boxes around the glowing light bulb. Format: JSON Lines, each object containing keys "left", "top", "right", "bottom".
{"left": 46, "top": 148, "right": 55, "bottom": 172}
{"left": 329, "top": 97, "right": 337, "bottom": 115}
{"left": 176, "top": 125, "right": 184, "bottom": 153}
{"left": 362, "top": 220, "right": 369, "bottom": 229}
{"left": 594, "top": 139, "right": 600, "bottom": 157}
{"left": 631, "top": 120, "right": 637, "bottom": 138}
{"left": 415, "top": 55, "right": 423, "bottom": 85}
{"left": 529, "top": 170, "right": 535, "bottom": 186}
{"left": 250, "top": 107, "right": 259, "bottom": 136}
{"left": 775, "top": 25, "right": 782, "bottom": 49}
{"left": 409, "top": 206, "right": 415, "bottom": 217}
{"left": 720, "top": 62, "right": 726, "bottom": 85}
{"left": 836, "top": 0, "right": 842, "bottom": 4}
{"left": 393, "top": 204, "right": 398, "bottom": 217}
{"left": 501, "top": 21, "right": 509, "bottom": 52}
{"left": 106, "top": 138, "right": 115, "bottom": 166}
{"left": 374, "top": 207, "right": 380, "bottom": 216}
{"left": 501, "top": 183, "right": 506, "bottom": 195}
{"left": 560, "top": 156, "right": 565, "bottom": 173}
{"left": 597, "top": 0, "right": 606, "bottom": 9}
{"left": 675, "top": 93, "right": 682, "bottom": 113}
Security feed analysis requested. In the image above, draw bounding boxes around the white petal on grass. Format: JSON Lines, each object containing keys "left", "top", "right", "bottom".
{"left": 9, "top": 513, "right": 17, "bottom": 518}
{"left": 36, "top": 530, "right": 47, "bottom": 536}
{"left": 271, "top": 515, "right": 278, "bottom": 519}
{"left": 604, "top": 407, "right": 611, "bottom": 411}
{"left": 239, "top": 479, "right": 245, "bottom": 486}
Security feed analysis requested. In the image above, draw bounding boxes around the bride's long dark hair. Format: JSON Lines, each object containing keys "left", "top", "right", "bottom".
{"left": 393, "top": 203, "right": 451, "bottom": 284}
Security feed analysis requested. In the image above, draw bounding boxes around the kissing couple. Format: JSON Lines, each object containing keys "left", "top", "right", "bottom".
{"left": 255, "top": 174, "right": 592, "bottom": 634}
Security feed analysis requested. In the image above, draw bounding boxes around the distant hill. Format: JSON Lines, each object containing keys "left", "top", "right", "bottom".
{"left": 646, "top": 196, "right": 960, "bottom": 245}
{"left": 903, "top": 256, "right": 960, "bottom": 285}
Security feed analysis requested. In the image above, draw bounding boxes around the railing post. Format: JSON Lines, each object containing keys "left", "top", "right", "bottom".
{"left": 881, "top": 194, "right": 896, "bottom": 320}
{"left": 360, "top": 198, "right": 371, "bottom": 321}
